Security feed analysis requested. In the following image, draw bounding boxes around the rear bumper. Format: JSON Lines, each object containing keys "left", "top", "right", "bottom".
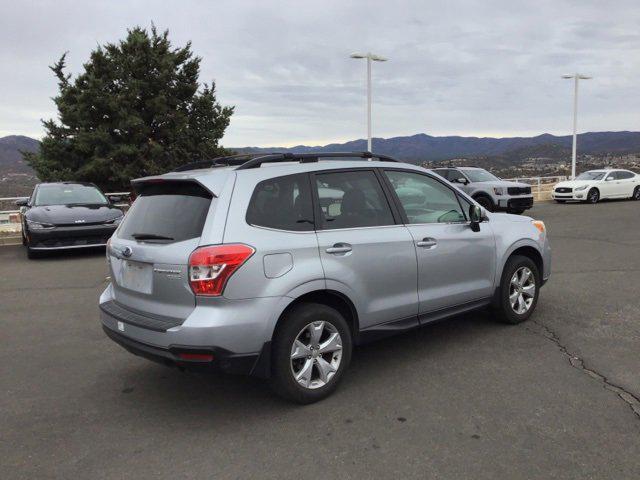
{"left": 102, "top": 325, "right": 268, "bottom": 376}
{"left": 99, "top": 284, "right": 280, "bottom": 377}
{"left": 27, "top": 224, "right": 117, "bottom": 249}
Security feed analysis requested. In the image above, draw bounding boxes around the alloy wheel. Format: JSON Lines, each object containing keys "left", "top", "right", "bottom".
{"left": 290, "top": 321, "right": 343, "bottom": 389}
{"left": 509, "top": 266, "right": 536, "bottom": 315}
{"left": 588, "top": 189, "right": 599, "bottom": 203}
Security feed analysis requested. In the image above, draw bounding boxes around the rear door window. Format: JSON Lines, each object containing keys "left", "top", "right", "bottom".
{"left": 314, "top": 170, "right": 395, "bottom": 229}
{"left": 119, "top": 181, "right": 212, "bottom": 242}
{"left": 246, "top": 173, "right": 314, "bottom": 231}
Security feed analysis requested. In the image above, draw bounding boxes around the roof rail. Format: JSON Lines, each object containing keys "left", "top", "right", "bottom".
{"left": 235, "top": 151, "right": 399, "bottom": 170}
{"left": 172, "top": 153, "right": 282, "bottom": 172}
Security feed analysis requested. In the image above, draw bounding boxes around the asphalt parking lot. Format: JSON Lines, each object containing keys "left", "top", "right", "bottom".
{"left": 2, "top": 201, "right": 639, "bottom": 479}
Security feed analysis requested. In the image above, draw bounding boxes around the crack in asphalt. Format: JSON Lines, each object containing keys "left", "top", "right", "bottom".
{"left": 526, "top": 319, "right": 640, "bottom": 421}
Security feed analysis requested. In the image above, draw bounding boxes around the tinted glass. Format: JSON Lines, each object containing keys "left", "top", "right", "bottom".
{"left": 34, "top": 184, "right": 107, "bottom": 206}
{"left": 385, "top": 170, "right": 466, "bottom": 224}
{"left": 433, "top": 169, "right": 448, "bottom": 179}
{"left": 246, "top": 174, "right": 313, "bottom": 231}
{"left": 119, "top": 181, "right": 212, "bottom": 242}
{"left": 448, "top": 169, "right": 466, "bottom": 182}
{"left": 315, "top": 170, "right": 394, "bottom": 229}
{"left": 616, "top": 171, "right": 634, "bottom": 179}
{"left": 458, "top": 194, "right": 472, "bottom": 220}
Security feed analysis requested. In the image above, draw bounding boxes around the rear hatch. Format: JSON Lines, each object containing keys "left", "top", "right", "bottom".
{"left": 107, "top": 179, "right": 215, "bottom": 323}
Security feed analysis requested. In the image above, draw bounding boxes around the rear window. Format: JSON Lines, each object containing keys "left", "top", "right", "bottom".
{"left": 119, "top": 181, "right": 212, "bottom": 242}
{"left": 246, "top": 174, "right": 314, "bottom": 231}
{"left": 616, "top": 171, "right": 634, "bottom": 179}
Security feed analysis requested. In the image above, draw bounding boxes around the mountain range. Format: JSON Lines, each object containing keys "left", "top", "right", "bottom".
{"left": 0, "top": 135, "right": 40, "bottom": 174}
{"left": 1, "top": 131, "right": 639, "bottom": 179}
{"left": 234, "top": 131, "right": 640, "bottom": 163}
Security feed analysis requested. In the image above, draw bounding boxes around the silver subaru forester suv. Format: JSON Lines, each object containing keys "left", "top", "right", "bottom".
{"left": 100, "top": 152, "right": 551, "bottom": 403}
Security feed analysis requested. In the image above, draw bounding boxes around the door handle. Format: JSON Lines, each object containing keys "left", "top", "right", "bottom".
{"left": 416, "top": 237, "right": 437, "bottom": 248}
{"left": 326, "top": 243, "right": 352, "bottom": 254}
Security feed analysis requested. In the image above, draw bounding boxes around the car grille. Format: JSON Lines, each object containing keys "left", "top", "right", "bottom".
{"left": 555, "top": 187, "right": 573, "bottom": 193}
{"left": 507, "top": 187, "right": 532, "bottom": 195}
{"left": 33, "top": 235, "right": 111, "bottom": 248}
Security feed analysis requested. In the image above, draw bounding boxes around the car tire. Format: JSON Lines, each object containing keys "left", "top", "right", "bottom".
{"left": 270, "top": 303, "right": 352, "bottom": 404}
{"left": 494, "top": 255, "right": 540, "bottom": 325}
{"left": 585, "top": 188, "right": 599, "bottom": 204}
{"left": 632, "top": 186, "right": 640, "bottom": 201}
{"left": 474, "top": 195, "right": 494, "bottom": 212}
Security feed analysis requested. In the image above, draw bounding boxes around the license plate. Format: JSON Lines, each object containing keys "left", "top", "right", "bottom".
{"left": 111, "top": 257, "right": 152, "bottom": 294}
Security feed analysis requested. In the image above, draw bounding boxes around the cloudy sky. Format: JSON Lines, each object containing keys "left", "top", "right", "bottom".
{"left": 1, "top": 0, "right": 639, "bottom": 147}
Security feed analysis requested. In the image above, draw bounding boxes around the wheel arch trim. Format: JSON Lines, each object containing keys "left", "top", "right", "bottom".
{"left": 497, "top": 239, "right": 545, "bottom": 287}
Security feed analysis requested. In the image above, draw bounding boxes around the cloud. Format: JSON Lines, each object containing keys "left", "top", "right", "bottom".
{"left": 0, "top": 0, "right": 639, "bottom": 146}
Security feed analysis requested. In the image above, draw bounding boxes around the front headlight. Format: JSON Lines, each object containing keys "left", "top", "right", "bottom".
{"left": 493, "top": 187, "right": 504, "bottom": 195}
{"left": 26, "top": 219, "right": 55, "bottom": 230}
{"left": 532, "top": 220, "right": 546, "bottom": 233}
{"left": 574, "top": 185, "right": 588, "bottom": 191}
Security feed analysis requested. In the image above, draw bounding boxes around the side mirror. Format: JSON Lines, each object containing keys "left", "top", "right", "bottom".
{"left": 453, "top": 177, "right": 468, "bottom": 185}
{"left": 605, "top": 176, "right": 614, "bottom": 182}
{"left": 15, "top": 198, "right": 28, "bottom": 207}
{"left": 469, "top": 204, "right": 482, "bottom": 232}
{"left": 108, "top": 195, "right": 122, "bottom": 203}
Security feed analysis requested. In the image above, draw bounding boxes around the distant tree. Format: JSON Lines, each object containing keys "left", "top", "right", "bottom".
{"left": 24, "top": 25, "right": 234, "bottom": 190}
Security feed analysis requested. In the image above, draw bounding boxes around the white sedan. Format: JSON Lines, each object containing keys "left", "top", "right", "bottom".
{"left": 552, "top": 169, "right": 640, "bottom": 204}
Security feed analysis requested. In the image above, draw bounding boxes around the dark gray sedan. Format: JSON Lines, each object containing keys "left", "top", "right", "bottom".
{"left": 17, "top": 182, "right": 124, "bottom": 258}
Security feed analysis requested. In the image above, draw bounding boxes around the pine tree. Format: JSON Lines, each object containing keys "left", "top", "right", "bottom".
{"left": 24, "top": 25, "right": 234, "bottom": 190}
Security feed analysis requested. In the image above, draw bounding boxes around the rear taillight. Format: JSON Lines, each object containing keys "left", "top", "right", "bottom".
{"left": 188, "top": 244, "right": 255, "bottom": 296}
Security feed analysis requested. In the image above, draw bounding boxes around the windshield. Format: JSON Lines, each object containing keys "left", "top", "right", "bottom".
{"left": 464, "top": 169, "right": 500, "bottom": 182}
{"left": 575, "top": 171, "right": 605, "bottom": 181}
{"left": 34, "top": 184, "right": 108, "bottom": 206}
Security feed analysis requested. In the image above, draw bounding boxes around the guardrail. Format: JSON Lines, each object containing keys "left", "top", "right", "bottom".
{"left": 503, "top": 175, "right": 567, "bottom": 194}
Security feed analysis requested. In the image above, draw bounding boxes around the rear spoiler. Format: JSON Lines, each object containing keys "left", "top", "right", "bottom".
{"left": 130, "top": 178, "right": 216, "bottom": 198}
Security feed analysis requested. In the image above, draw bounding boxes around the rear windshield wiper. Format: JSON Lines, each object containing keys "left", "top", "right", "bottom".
{"left": 131, "top": 233, "right": 175, "bottom": 241}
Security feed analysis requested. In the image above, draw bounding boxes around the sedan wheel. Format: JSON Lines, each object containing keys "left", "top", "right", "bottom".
{"left": 586, "top": 188, "right": 599, "bottom": 204}
{"left": 633, "top": 186, "right": 640, "bottom": 201}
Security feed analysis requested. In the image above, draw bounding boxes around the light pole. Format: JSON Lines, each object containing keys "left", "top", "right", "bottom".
{"left": 562, "top": 73, "right": 592, "bottom": 179}
{"left": 350, "top": 52, "right": 387, "bottom": 152}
